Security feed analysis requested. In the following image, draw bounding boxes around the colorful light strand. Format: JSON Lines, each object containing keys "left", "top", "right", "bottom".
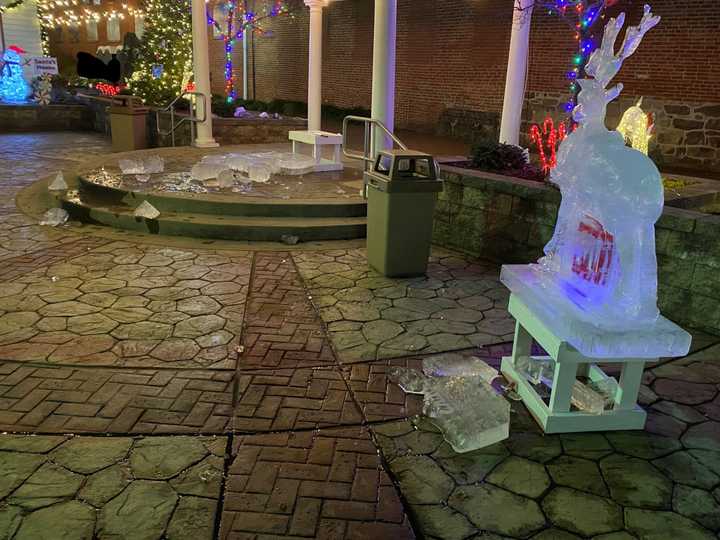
{"left": 533, "top": 0, "right": 615, "bottom": 113}
{"left": 206, "top": 0, "right": 299, "bottom": 101}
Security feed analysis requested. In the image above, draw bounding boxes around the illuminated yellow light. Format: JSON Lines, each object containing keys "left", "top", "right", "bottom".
{"left": 617, "top": 97, "right": 653, "bottom": 155}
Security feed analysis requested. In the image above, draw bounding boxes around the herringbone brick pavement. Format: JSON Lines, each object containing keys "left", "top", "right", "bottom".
{"left": 0, "top": 361, "right": 233, "bottom": 433}
{"left": 221, "top": 426, "right": 415, "bottom": 539}
{"left": 240, "top": 252, "right": 335, "bottom": 370}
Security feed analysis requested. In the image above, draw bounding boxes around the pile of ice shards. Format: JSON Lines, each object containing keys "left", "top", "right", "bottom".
{"left": 389, "top": 353, "right": 510, "bottom": 453}
{"left": 190, "top": 151, "right": 317, "bottom": 186}
{"left": 118, "top": 156, "right": 165, "bottom": 175}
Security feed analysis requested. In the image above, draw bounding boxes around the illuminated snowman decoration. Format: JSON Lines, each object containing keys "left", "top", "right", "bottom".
{"left": 0, "top": 46, "right": 31, "bottom": 103}
{"left": 538, "top": 5, "right": 662, "bottom": 330}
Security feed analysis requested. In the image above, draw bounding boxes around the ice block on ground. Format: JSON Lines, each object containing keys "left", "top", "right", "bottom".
{"left": 48, "top": 172, "right": 67, "bottom": 191}
{"left": 134, "top": 200, "right": 160, "bottom": 219}
{"left": 388, "top": 367, "right": 427, "bottom": 394}
{"left": 389, "top": 365, "right": 510, "bottom": 452}
{"left": 422, "top": 353, "right": 499, "bottom": 383}
{"left": 423, "top": 375, "right": 510, "bottom": 453}
{"left": 39, "top": 208, "right": 68, "bottom": 226}
{"left": 248, "top": 164, "right": 272, "bottom": 183}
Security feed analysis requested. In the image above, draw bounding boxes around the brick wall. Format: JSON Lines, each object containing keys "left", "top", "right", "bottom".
{"left": 48, "top": 0, "right": 143, "bottom": 72}
{"left": 433, "top": 166, "right": 720, "bottom": 335}
{"left": 209, "top": 0, "right": 719, "bottom": 129}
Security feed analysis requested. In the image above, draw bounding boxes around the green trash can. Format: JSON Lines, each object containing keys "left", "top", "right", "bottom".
{"left": 366, "top": 150, "right": 443, "bottom": 277}
{"left": 109, "top": 95, "right": 149, "bottom": 153}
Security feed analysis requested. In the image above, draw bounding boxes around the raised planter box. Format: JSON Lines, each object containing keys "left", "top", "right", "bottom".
{"left": 436, "top": 164, "right": 720, "bottom": 335}
{"left": 0, "top": 103, "right": 93, "bottom": 132}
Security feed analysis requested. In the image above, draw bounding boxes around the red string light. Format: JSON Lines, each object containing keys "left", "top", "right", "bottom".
{"left": 529, "top": 116, "right": 573, "bottom": 173}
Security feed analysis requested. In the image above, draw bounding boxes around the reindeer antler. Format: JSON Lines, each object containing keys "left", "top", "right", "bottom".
{"left": 573, "top": 4, "right": 660, "bottom": 128}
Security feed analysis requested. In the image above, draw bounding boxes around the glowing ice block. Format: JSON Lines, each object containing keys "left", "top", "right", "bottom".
{"left": 502, "top": 266, "right": 690, "bottom": 358}
{"left": 389, "top": 356, "right": 510, "bottom": 453}
{"left": 119, "top": 156, "right": 164, "bottom": 174}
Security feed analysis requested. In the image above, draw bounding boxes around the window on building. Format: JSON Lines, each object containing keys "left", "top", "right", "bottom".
{"left": 134, "top": 14, "right": 144, "bottom": 38}
{"left": 212, "top": 5, "right": 226, "bottom": 39}
{"left": 86, "top": 19, "right": 98, "bottom": 41}
{"left": 69, "top": 24, "right": 81, "bottom": 43}
{"left": 106, "top": 17, "right": 121, "bottom": 42}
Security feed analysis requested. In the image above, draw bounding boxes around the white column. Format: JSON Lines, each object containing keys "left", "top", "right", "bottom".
{"left": 305, "top": 0, "right": 325, "bottom": 132}
{"left": 242, "top": 27, "right": 249, "bottom": 101}
{"left": 371, "top": 0, "right": 397, "bottom": 156}
{"left": 190, "top": 0, "right": 218, "bottom": 147}
{"left": 499, "top": 0, "right": 534, "bottom": 146}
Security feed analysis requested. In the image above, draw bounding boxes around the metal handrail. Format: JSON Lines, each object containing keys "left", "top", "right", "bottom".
{"left": 342, "top": 115, "right": 408, "bottom": 172}
{"left": 155, "top": 91, "right": 208, "bottom": 147}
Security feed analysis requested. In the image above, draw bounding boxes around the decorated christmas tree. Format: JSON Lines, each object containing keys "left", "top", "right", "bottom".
{"left": 128, "top": 0, "right": 193, "bottom": 106}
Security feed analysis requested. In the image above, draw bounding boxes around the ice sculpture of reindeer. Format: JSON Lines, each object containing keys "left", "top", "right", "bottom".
{"left": 535, "top": 5, "right": 664, "bottom": 330}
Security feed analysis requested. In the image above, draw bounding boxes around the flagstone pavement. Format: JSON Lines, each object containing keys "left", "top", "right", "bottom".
{"left": 0, "top": 132, "right": 719, "bottom": 539}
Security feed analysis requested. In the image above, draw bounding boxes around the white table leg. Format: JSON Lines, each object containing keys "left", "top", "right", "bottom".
{"left": 615, "top": 361, "right": 646, "bottom": 410}
{"left": 548, "top": 359, "right": 577, "bottom": 413}
{"left": 511, "top": 321, "right": 533, "bottom": 366}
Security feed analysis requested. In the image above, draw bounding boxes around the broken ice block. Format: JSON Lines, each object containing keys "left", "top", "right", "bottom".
{"left": 217, "top": 169, "right": 238, "bottom": 188}
{"left": 48, "top": 172, "right": 68, "bottom": 191}
{"left": 134, "top": 200, "right": 160, "bottom": 220}
{"left": 226, "top": 154, "right": 251, "bottom": 172}
{"left": 571, "top": 380, "right": 606, "bottom": 414}
{"left": 514, "top": 356, "right": 554, "bottom": 385}
{"left": 191, "top": 162, "right": 226, "bottom": 181}
{"left": 135, "top": 174, "right": 150, "bottom": 183}
{"left": 422, "top": 353, "right": 499, "bottom": 383}
{"left": 423, "top": 376, "right": 510, "bottom": 453}
{"left": 281, "top": 234, "right": 300, "bottom": 245}
{"left": 259, "top": 112, "right": 270, "bottom": 118}
{"left": 248, "top": 164, "right": 272, "bottom": 183}
{"left": 388, "top": 367, "right": 427, "bottom": 395}
{"left": 278, "top": 154, "right": 317, "bottom": 175}
{"left": 118, "top": 156, "right": 164, "bottom": 174}
{"left": 589, "top": 374, "right": 619, "bottom": 405}
{"left": 234, "top": 106, "right": 247, "bottom": 117}
{"left": 40, "top": 208, "right": 69, "bottom": 226}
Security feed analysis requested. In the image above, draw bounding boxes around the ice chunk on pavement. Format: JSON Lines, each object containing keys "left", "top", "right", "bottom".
{"left": 259, "top": 112, "right": 270, "bottom": 118}
{"left": 388, "top": 367, "right": 427, "bottom": 394}
{"left": 40, "top": 208, "right": 69, "bottom": 226}
{"left": 134, "top": 200, "right": 160, "bottom": 219}
{"left": 191, "top": 162, "right": 226, "bottom": 181}
{"left": 423, "top": 375, "right": 510, "bottom": 453}
{"left": 118, "top": 156, "right": 164, "bottom": 174}
{"left": 278, "top": 154, "right": 317, "bottom": 175}
{"left": 226, "top": 154, "right": 251, "bottom": 172}
{"left": 422, "top": 353, "right": 499, "bottom": 383}
{"left": 135, "top": 174, "right": 150, "bottom": 183}
{"left": 248, "top": 164, "right": 272, "bottom": 183}
{"left": 48, "top": 172, "right": 68, "bottom": 191}
{"left": 281, "top": 235, "right": 300, "bottom": 246}
{"left": 217, "top": 169, "right": 238, "bottom": 188}
{"left": 389, "top": 365, "right": 510, "bottom": 452}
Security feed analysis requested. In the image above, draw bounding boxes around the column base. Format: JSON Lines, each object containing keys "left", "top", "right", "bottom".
{"left": 192, "top": 139, "right": 219, "bottom": 148}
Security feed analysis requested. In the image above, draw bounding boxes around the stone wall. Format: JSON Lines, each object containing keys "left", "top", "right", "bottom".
{"left": 0, "top": 104, "right": 93, "bottom": 132}
{"left": 149, "top": 112, "right": 307, "bottom": 148}
{"left": 434, "top": 165, "right": 720, "bottom": 335}
{"left": 521, "top": 92, "right": 720, "bottom": 172}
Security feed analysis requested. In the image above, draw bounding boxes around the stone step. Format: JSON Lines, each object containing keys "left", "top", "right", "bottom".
{"left": 78, "top": 175, "right": 367, "bottom": 219}
{"left": 60, "top": 191, "right": 367, "bottom": 242}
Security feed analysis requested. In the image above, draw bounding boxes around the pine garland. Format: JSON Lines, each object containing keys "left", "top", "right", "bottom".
{"left": 0, "top": 0, "right": 26, "bottom": 14}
